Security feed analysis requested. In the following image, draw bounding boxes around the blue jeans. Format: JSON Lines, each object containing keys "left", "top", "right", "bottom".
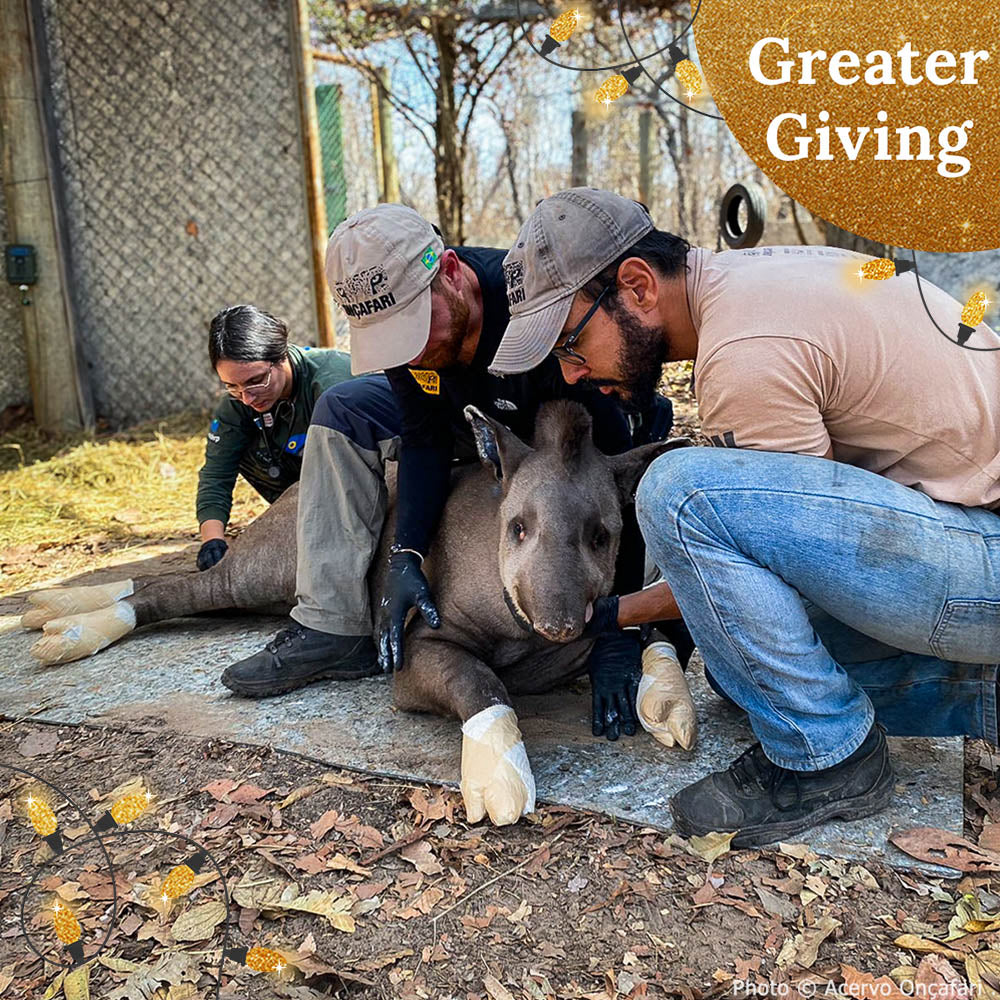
{"left": 634, "top": 447, "right": 1000, "bottom": 771}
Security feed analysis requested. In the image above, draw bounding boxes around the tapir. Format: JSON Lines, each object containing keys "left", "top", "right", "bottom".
{"left": 22, "top": 402, "right": 695, "bottom": 825}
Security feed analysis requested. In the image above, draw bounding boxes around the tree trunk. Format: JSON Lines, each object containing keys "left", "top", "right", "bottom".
{"left": 372, "top": 66, "right": 400, "bottom": 203}
{"left": 638, "top": 108, "right": 651, "bottom": 206}
{"left": 431, "top": 18, "right": 464, "bottom": 244}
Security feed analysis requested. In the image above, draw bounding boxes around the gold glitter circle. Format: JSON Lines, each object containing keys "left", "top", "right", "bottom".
{"left": 693, "top": 1, "right": 1000, "bottom": 252}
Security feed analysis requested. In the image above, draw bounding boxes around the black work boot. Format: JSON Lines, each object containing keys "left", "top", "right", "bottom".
{"left": 221, "top": 620, "right": 379, "bottom": 697}
{"left": 670, "top": 723, "right": 894, "bottom": 848}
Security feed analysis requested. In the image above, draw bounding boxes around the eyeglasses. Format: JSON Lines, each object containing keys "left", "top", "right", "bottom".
{"left": 550, "top": 281, "right": 615, "bottom": 367}
{"left": 222, "top": 362, "right": 274, "bottom": 399}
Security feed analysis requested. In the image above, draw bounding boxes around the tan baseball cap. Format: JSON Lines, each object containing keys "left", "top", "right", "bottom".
{"left": 325, "top": 204, "right": 445, "bottom": 375}
{"left": 489, "top": 188, "right": 654, "bottom": 375}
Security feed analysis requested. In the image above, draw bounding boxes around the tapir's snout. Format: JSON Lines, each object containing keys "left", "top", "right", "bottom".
{"left": 533, "top": 619, "right": 583, "bottom": 643}
{"left": 514, "top": 582, "right": 593, "bottom": 644}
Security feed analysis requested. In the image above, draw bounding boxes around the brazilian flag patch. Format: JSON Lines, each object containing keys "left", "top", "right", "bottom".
{"left": 285, "top": 433, "right": 306, "bottom": 453}
{"left": 410, "top": 369, "right": 440, "bottom": 395}
{"left": 421, "top": 245, "right": 439, "bottom": 270}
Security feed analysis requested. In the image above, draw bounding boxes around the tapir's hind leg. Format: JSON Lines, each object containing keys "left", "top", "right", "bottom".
{"left": 31, "top": 553, "right": 295, "bottom": 666}
{"left": 22, "top": 577, "right": 155, "bottom": 629}
{"left": 29, "top": 487, "right": 300, "bottom": 664}
{"left": 394, "top": 636, "right": 536, "bottom": 827}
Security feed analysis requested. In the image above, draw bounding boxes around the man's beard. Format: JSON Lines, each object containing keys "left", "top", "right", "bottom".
{"left": 588, "top": 307, "right": 667, "bottom": 415}
{"left": 420, "top": 283, "right": 470, "bottom": 369}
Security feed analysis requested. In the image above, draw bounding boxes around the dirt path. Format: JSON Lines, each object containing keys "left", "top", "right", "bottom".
{"left": 0, "top": 720, "right": 975, "bottom": 1000}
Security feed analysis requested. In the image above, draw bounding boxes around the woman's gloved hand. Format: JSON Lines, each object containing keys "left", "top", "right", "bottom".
{"left": 197, "top": 538, "right": 228, "bottom": 571}
{"left": 376, "top": 547, "right": 441, "bottom": 672}
{"left": 586, "top": 631, "right": 642, "bottom": 740}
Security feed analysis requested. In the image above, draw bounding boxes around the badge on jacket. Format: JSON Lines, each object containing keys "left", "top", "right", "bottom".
{"left": 410, "top": 369, "right": 440, "bottom": 395}
{"left": 285, "top": 433, "right": 306, "bottom": 454}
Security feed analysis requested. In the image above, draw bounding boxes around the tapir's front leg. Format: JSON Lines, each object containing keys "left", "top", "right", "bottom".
{"left": 393, "top": 638, "right": 536, "bottom": 826}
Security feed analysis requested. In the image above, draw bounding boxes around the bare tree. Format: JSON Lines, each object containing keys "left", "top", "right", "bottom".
{"left": 312, "top": 1, "right": 533, "bottom": 243}
{"left": 311, "top": 1, "right": 683, "bottom": 243}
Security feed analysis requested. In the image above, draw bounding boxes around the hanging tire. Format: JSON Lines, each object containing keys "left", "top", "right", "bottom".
{"left": 718, "top": 181, "right": 767, "bottom": 249}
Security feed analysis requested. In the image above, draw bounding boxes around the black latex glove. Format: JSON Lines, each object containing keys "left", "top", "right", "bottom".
{"left": 583, "top": 594, "right": 620, "bottom": 636}
{"left": 197, "top": 538, "right": 228, "bottom": 571}
{"left": 376, "top": 549, "right": 441, "bottom": 672}
{"left": 586, "top": 631, "right": 642, "bottom": 741}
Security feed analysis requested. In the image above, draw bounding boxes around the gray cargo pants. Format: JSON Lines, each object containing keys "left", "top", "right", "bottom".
{"left": 289, "top": 375, "right": 402, "bottom": 635}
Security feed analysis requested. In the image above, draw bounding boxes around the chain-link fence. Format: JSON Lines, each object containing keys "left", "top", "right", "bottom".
{"left": 38, "top": 0, "right": 318, "bottom": 426}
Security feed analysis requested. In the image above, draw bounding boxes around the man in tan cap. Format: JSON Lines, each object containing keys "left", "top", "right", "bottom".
{"left": 490, "top": 186, "right": 1000, "bottom": 848}
{"left": 222, "top": 202, "right": 679, "bottom": 744}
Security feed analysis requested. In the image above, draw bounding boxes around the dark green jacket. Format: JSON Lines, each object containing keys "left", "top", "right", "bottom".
{"left": 196, "top": 345, "right": 353, "bottom": 526}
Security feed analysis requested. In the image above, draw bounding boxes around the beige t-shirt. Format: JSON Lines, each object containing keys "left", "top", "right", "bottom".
{"left": 686, "top": 245, "right": 1000, "bottom": 509}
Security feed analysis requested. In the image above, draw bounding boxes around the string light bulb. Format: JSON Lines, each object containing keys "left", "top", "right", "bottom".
{"left": 856, "top": 257, "right": 916, "bottom": 280}
{"left": 95, "top": 788, "right": 153, "bottom": 831}
{"left": 541, "top": 8, "right": 580, "bottom": 56}
{"left": 160, "top": 850, "right": 208, "bottom": 902}
{"left": 224, "top": 945, "right": 287, "bottom": 974}
{"left": 594, "top": 65, "right": 642, "bottom": 106}
{"left": 52, "top": 902, "right": 84, "bottom": 965}
{"left": 26, "top": 795, "right": 64, "bottom": 854}
{"left": 668, "top": 43, "right": 704, "bottom": 98}
{"left": 958, "top": 291, "right": 990, "bottom": 345}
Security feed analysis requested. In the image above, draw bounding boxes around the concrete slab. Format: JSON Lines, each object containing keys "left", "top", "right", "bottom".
{"left": 0, "top": 612, "right": 963, "bottom": 873}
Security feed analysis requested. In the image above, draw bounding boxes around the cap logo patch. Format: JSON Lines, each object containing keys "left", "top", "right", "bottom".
{"left": 421, "top": 245, "right": 439, "bottom": 270}
{"left": 410, "top": 369, "right": 440, "bottom": 395}
{"left": 503, "top": 260, "right": 525, "bottom": 307}
{"left": 333, "top": 265, "right": 397, "bottom": 318}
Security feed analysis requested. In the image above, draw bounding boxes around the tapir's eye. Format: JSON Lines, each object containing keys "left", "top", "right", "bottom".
{"left": 510, "top": 519, "right": 526, "bottom": 543}
{"left": 591, "top": 524, "right": 610, "bottom": 549}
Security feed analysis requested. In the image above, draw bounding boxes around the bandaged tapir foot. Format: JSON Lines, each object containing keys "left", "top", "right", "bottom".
{"left": 22, "top": 579, "right": 134, "bottom": 629}
{"left": 637, "top": 640, "right": 698, "bottom": 750}
{"left": 31, "top": 603, "right": 137, "bottom": 665}
{"left": 460, "top": 704, "right": 536, "bottom": 826}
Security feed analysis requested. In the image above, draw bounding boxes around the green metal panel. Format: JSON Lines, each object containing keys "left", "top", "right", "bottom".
{"left": 315, "top": 83, "right": 348, "bottom": 234}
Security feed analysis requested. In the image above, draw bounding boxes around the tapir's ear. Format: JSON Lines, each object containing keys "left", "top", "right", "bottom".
{"left": 464, "top": 405, "right": 533, "bottom": 483}
{"left": 607, "top": 437, "right": 692, "bottom": 504}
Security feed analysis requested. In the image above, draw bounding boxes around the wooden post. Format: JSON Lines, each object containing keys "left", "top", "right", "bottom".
{"left": 291, "top": 0, "right": 335, "bottom": 347}
{"left": 638, "top": 107, "right": 652, "bottom": 206}
{"left": 374, "top": 67, "right": 399, "bottom": 203}
{"left": 0, "top": 0, "right": 92, "bottom": 431}
{"left": 370, "top": 77, "right": 385, "bottom": 202}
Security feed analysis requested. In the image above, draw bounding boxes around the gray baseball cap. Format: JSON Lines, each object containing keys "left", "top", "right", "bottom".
{"left": 325, "top": 204, "right": 445, "bottom": 375}
{"left": 489, "top": 188, "right": 654, "bottom": 375}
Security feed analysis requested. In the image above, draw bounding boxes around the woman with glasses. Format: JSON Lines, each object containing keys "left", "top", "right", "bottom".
{"left": 195, "top": 304, "right": 353, "bottom": 570}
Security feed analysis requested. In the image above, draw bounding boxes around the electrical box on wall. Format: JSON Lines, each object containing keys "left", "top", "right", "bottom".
{"left": 5, "top": 244, "right": 37, "bottom": 285}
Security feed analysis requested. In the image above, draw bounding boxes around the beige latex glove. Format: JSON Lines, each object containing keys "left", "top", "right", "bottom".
{"left": 460, "top": 704, "right": 536, "bottom": 826}
{"left": 22, "top": 579, "right": 134, "bottom": 629}
{"left": 32, "top": 603, "right": 136, "bottom": 665}
{"left": 637, "top": 640, "right": 698, "bottom": 750}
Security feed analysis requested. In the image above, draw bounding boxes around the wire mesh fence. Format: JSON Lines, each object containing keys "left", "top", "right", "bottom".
{"left": 37, "top": 0, "right": 319, "bottom": 426}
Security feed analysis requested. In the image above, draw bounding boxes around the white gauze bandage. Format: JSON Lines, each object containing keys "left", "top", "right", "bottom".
{"left": 637, "top": 640, "right": 698, "bottom": 750}
{"left": 31, "top": 602, "right": 137, "bottom": 665}
{"left": 460, "top": 704, "right": 536, "bottom": 826}
{"left": 22, "top": 579, "right": 134, "bottom": 629}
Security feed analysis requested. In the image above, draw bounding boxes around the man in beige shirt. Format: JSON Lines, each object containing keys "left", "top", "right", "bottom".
{"left": 490, "top": 186, "right": 1000, "bottom": 848}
